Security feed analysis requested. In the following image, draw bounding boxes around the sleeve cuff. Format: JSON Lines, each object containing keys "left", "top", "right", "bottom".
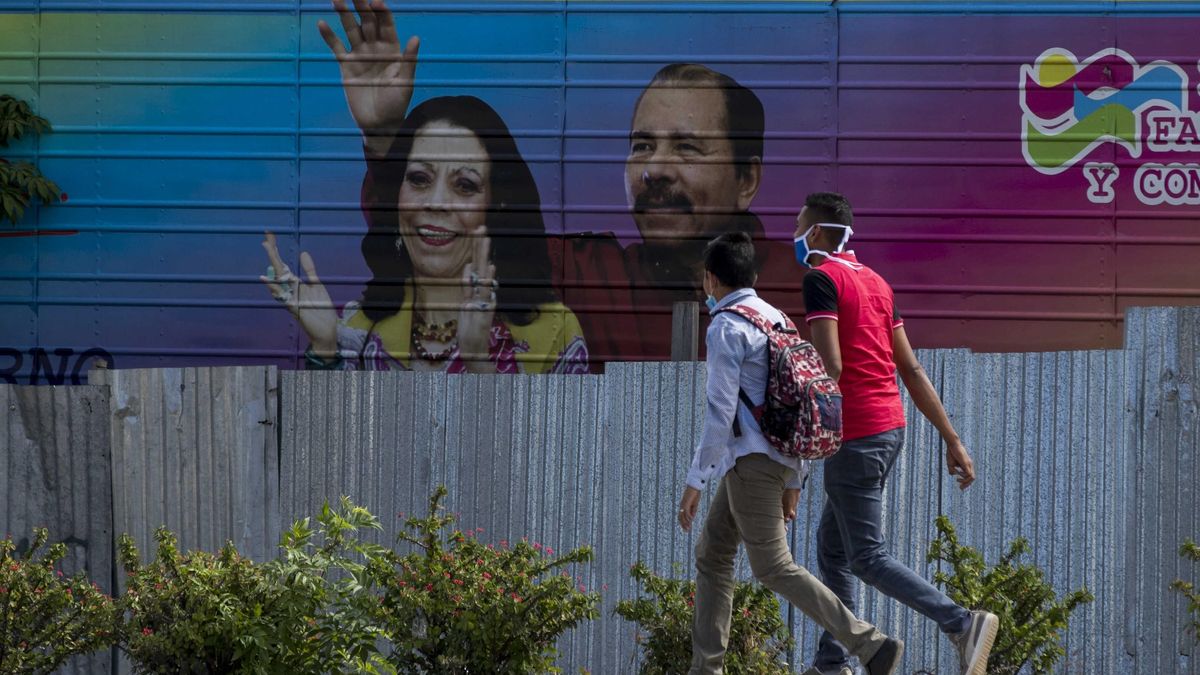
{"left": 805, "top": 312, "right": 838, "bottom": 323}
{"left": 686, "top": 460, "right": 720, "bottom": 491}
{"left": 786, "top": 462, "right": 811, "bottom": 490}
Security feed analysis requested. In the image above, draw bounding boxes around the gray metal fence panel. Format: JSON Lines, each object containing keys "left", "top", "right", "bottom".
{"left": 0, "top": 384, "right": 114, "bottom": 675}
{"left": 4, "top": 306, "right": 1199, "bottom": 674}
{"left": 91, "top": 366, "right": 280, "bottom": 565}
{"left": 1124, "top": 307, "right": 1200, "bottom": 675}
{"left": 279, "top": 370, "right": 613, "bottom": 668}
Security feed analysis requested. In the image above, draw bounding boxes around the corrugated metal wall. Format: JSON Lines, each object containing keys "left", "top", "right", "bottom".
{"left": 0, "top": 306, "right": 1197, "bottom": 673}
{"left": 6, "top": 2, "right": 1200, "bottom": 383}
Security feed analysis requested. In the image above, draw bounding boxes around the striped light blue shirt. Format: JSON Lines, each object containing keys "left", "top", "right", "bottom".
{"left": 686, "top": 288, "right": 812, "bottom": 491}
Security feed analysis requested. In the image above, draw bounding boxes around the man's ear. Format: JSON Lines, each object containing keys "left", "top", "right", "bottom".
{"left": 736, "top": 157, "right": 762, "bottom": 212}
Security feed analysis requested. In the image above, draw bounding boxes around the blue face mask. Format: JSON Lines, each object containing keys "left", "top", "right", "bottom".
{"left": 705, "top": 295, "right": 718, "bottom": 311}
{"left": 794, "top": 223, "right": 854, "bottom": 268}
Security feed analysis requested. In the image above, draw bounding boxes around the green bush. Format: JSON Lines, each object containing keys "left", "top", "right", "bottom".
{"left": 370, "top": 485, "right": 600, "bottom": 673}
{"left": 118, "top": 499, "right": 398, "bottom": 675}
{"left": 614, "top": 561, "right": 792, "bottom": 674}
{"left": 269, "top": 497, "right": 396, "bottom": 674}
{"left": 0, "top": 95, "right": 64, "bottom": 225}
{"left": 117, "top": 529, "right": 291, "bottom": 674}
{"left": 0, "top": 529, "right": 118, "bottom": 674}
{"left": 927, "top": 515, "right": 1094, "bottom": 674}
{"left": 1172, "top": 539, "right": 1200, "bottom": 643}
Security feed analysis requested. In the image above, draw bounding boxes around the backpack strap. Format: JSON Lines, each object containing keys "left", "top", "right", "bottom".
{"left": 714, "top": 303, "right": 799, "bottom": 336}
{"left": 713, "top": 304, "right": 773, "bottom": 335}
{"left": 731, "top": 388, "right": 758, "bottom": 438}
{"left": 713, "top": 304, "right": 774, "bottom": 439}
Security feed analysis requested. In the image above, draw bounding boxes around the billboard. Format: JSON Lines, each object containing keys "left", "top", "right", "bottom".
{"left": 2, "top": 1, "right": 1199, "bottom": 383}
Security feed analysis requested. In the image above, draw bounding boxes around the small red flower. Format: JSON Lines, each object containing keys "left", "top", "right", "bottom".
{"left": 453, "top": 579, "right": 464, "bottom": 586}
{"left": 546, "top": 547, "right": 554, "bottom": 555}
{"left": 742, "top": 608, "right": 751, "bottom": 618}
{"left": 482, "top": 572, "right": 492, "bottom": 580}
{"left": 578, "top": 584, "right": 586, "bottom": 593}
{"left": 425, "top": 583, "right": 433, "bottom": 592}
{"left": 142, "top": 627, "right": 153, "bottom": 636}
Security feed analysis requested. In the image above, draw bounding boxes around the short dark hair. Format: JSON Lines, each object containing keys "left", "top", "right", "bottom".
{"left": 637, "top": 63, "right": 765, "bottom": 180}
{"left": 361, "top": 95, "right": 558, "bottom": 325}
{"left": 804, "top": 192, "right": 854, "bottom": 227}
{"left": 704, "top": 231, "right": 757, "bottom": 289}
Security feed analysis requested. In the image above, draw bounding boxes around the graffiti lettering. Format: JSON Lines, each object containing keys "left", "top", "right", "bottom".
{"left": 0, "top": 348, "right": 115, "bottom": 385}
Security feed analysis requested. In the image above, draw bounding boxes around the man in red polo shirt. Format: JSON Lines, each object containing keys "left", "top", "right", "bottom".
{"left": 795, "top": 192, "right": 999, "bottom": 675}
{"left": 556, "top": 63, "right": 798, "bottom": 366}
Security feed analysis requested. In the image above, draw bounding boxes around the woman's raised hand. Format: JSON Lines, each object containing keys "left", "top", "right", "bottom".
{"left": 318, "top": 0, "right": 419, "bottom": 144}
{"left": 260, "top": 231, "right": 339, "bottom": 357}
{"left": 458, "top": 227, "right": 497, "bottom": 372}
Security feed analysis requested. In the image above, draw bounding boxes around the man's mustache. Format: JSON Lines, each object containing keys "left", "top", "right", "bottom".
{"left": 634, "top": 187, "right": 694, "bottom": 214}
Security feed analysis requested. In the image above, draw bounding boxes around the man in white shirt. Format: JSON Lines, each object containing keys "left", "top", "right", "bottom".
{"left": 678, "top": 232, "right": 904, "bottom": 675}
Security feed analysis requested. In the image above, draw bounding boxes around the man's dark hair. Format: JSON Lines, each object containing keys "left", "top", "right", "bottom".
{"left": 704, "top": 232, "right": 758, "bottom": 289}
{"left": 804, "top": 192, "right": 854, "bottom": 227}
{"left": 637, "top": 63, "right": 765, "bottom": 180}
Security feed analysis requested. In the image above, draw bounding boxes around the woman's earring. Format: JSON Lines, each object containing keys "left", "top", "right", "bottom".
{"left": 394, "top": 236, "right": 404, "bottom": 254}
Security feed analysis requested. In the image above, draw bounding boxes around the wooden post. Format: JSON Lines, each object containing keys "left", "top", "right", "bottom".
{"left": 671, "top": 301, "right": 700, "bottom": 361}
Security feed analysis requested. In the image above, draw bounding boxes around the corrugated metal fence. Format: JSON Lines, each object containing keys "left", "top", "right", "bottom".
{"left": 2, "top": 306, "right": 1197, "bottom": 674}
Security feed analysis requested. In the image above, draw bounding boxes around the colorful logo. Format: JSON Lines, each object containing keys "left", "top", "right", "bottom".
{"left": 1020, "top": 48, "right": 1189, "bottom": 175}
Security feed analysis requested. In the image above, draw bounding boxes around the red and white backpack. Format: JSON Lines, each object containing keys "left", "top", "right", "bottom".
{"left": 714, "top": 304, "right": 843, "bottom": 460}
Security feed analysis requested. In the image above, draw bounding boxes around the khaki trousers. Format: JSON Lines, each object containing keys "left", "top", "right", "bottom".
{"left": 689, "top": 453, "right": 887, "bottom": 674}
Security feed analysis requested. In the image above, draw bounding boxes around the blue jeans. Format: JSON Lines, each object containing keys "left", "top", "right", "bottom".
{"left": 814, "top": 427, "right": 971, "bottom": 670}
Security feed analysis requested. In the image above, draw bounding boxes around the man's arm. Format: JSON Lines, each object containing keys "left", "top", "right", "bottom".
{"left": 802, "top": 270, "right": 841, "bottom": 379}
{"left": 893, "top": 325, "right": 976, "bottom": 489}
{"left": 808, "top": 319, "right": 842, "bottom": 382}
{"left": 679, "top": 317, "right": 746, "bottom": 532}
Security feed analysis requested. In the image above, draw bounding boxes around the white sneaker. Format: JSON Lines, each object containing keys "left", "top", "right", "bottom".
{"left": 949, "top": 610, "right": 1000, "bottom": 675}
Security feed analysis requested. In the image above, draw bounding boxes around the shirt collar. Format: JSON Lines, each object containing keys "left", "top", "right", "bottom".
{"left": 710, "top": 287, "right": 758, "bottom": 315}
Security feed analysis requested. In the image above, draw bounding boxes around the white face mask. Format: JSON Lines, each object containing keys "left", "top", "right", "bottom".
{"left": 794, "top": 222, "right": 854, "bottom": 268}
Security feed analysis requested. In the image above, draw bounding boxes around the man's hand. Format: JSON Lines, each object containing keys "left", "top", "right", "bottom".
{"left": 782, "top": 488, "right": 801, "bottom": 522}
{"left": 946, "top": 439, "right": 976, "bottom": 490}
{"left": 678, "top": 487, "right": 702, "bottom": 532}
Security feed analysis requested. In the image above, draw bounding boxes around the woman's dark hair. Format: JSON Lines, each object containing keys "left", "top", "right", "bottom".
{"left": 360, "top": 95, "right": 558, "bottom": 325}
